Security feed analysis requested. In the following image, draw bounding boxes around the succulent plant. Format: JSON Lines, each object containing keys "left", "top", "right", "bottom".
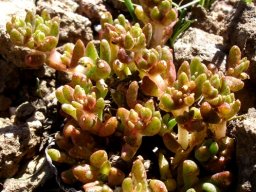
{"left": 6, "top": 9, "right": 59, "bottom": 68}
{"left": 117, "top": 100, "right": 162, "bottom": 161}
{"left": 160, "top": 46, "right": 249, "bottom": 152}
{"left": 182, "top": 159, "right": 199, "bottom": 190}
{"left": 134, "top": 0, "right": 178, "bottom": 47}
{"left": 54, "top": 149, "right": 125, "bottom": 189}
{"left": 197, "top": 137, "right": 235, "bottom": 173}
{"left": 6, "top": 9, "right": 59, "bottom": 51}
{"left": 158, "top": 153, "right": 177, "bottom": 191}
{"left": 122, "top": 157, "right": 168, "bottom": 192}
{"left": 135, "top": 45, "right": 176, "bottom": 97}
{"left": 61, "top": 121, "right": 98, "bottom": 160}
{"left": 55, "top": 73, "right": 117, "bottom": 137}
{"left": 6, "top": 2, "right": 250, "bottom": 191}
{"left": 159, "top": 57, "right": 207, "bottom": 150}
{"left": 201, "top": 80, "right": 239, "bottom": 139}
{"left": 101, "top": 14, "right": 148, "bottom": 51}
{"left": 47, "top": 39, "right": 113, "bottom": 78}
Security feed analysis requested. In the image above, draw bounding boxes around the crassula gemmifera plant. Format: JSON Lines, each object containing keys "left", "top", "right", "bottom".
{"left": 6, "top": 2, "right": 250, "bottom": 192}
{"left": 6, "top": 9, "right": 59, "bottom": 68}
{"left": 6, "top": 9, "right": 59, "bottom": 51}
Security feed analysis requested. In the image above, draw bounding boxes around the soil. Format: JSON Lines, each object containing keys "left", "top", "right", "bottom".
{"left": 0, "top": 0, "right": 256, "bottom": 192}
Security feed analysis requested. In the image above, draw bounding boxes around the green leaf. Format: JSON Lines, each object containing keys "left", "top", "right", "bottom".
{"left": 190, "top": 57, "right": 205, "bottom": 78}
{"left": 167, "top": 118, "right": 177, "bottom": 130}
{"left": 85, "top": 41, "right": 99, "bottom": 64}
{"left": 242, "top": 0, "right": 252, "bottom": 4}
{"left": 100, "top": 39, "right": 111, "bottom": 63}
{"left": 124, "top": 0, "right": 136, "bottom": 20}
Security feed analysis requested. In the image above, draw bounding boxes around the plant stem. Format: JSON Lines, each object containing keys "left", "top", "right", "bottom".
{"left": 178, "top": 124, "right": 190, "bottom": 150}
{"left": 172, "top": 106, "right": 190, "bottom": 150}
{"left": 124, "top": 0, "right": 136, "bottom": 20}
{"left": 209, "top": 120, "right": 227, "bottom": 139}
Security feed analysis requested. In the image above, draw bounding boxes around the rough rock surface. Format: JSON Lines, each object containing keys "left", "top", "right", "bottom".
{"left": 191, "top": 0, "right": 239, "bottom": 36}
{"left": 232, "top": 108, "right": 256, "bottom": 192}
{"left": 2, "top": 156, "right": 52, "bottom": 192}
{"left": 106, "top": 0, "right": 127, "bottom": 10}
{"left": 37, "top": 0, "right": 93, "bottom": 44}
{"left": 174, "top": 27, "right": 226, "bottom": 69}
{"left": 0, "top": 0, "right": 36, "bottom": 30}
{"left": 235, "top": 81, "right": 256, "bottom": 113}
{"left": 0, "top": 98, "right": 57, "bottom": 192}
{"left": 76, "top": 0, "right": 107, "bottom": 22}
{"left": 0, "top": 49, "right": 57, "bottom": 191}
{"left": 0, "top": 110, "right": 44, "bottom": 178}
{"left": 227, "top": 2, "right": 256, "bottom": 84}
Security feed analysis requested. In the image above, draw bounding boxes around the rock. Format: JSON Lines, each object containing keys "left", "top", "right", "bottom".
{"left": 39, "top": 0, "right": 79, "bottom": 12}
{"left": 235, "top": 81, "right": 256, "bottom": 113}
{"left": 37, "top": 0, "right": 93, "bottom": 45}
{"left": 0, "top": 0, "right": 35, "bottom": 30}
{"left": 232, "top": 108, "right": 256, "bottom": 192}
{"left": 174, "top": 27, "right": 226, "bottom": 69}
{"left": 0, "top": 118, "right": 21, "bottom": 178}
{"left": 105, "top": 0, "right": 128, "bottom": 13}
{"left": 0, "top": 109, "right": 45, "bottom": 179}
{"left": 227, "top": 2, "right": 256, "bottom": 84}
{"left": 190, "top": 0, "right": 238, "bottom": 36}
{"left": 15, "top": 102, "right": 36, "bottom": 121}
{"left": 2, "top": 156, "right": 52, "bottom": 192}
{"left": 0, "top": 59, "right": 19, "bottom": 93}
{"left": 76, "top": 0, "right": 107, "bottom": 22}
{"left": 0, "top": 30, "right": 47, "bottom": 68}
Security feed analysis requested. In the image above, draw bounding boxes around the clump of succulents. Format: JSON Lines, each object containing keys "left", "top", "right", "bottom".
{"left": 122, "top": 157, "right": 168, "bottom": 192}
{"left": 134, "top": 0, "right": 178, "bottom": 47}
{"left": 6, "top": 2, "right": 250, "bottom": 192}
{"left": 6, "top": 9, "right": 59, "bottom": 68}
{"left": 6, "top": 9, "right": 59, "bottom": 51}
{"left": 117, "top": 100, "right": 162, "bottom": 161}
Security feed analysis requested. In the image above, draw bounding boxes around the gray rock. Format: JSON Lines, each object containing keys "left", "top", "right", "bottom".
{"left": 235, "top": 81, "right": 256, "bottom": 113}
{"left": 15, "top": 102, "right": 35, "bottom": 121}
{"left": 39, "top": 0, "right": 79, "bottom": 12}
{"left": 37, "top": 0, "right": 93, "bottom": 44}
{"left": 76, "top": 0, "right": 107, "bottom": 22}
{"left": 227, "top": 2, "right": 256, "bottom": 84}
{"left": 0, "top": 110, "right": 45, "bottom": 179}
{"left": 190, "top": 0, "right": 238, "bottom": 36}
{"left": 174, "top": 27, "right": 226, "bottom": 69}
{"left": 2, "top": 156, "right": 52, "bottom": 192}
{"left": 232, "top": 108, "right": 256, "bottom": 192}
{"left": 106, "top": 0, "right": 128, "bottom": 12}
{"left": 0, "top": 118, "right": 21, "bottom": 178}
{"left": 0, "top": 0, "right": 36, "bottom": 31}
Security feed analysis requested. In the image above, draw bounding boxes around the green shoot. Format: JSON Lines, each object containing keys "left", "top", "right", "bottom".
{"left": 124, "top": 0, "right": 136, "bottom": 20}
{"left": 242, "top": 0, "right": 252, "bottom": 4}
{"left": 169, "top": 8, "right": 195, "bottom": 47}
{"left": 199, "top": 0, "right": 216, "bottom": 9}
